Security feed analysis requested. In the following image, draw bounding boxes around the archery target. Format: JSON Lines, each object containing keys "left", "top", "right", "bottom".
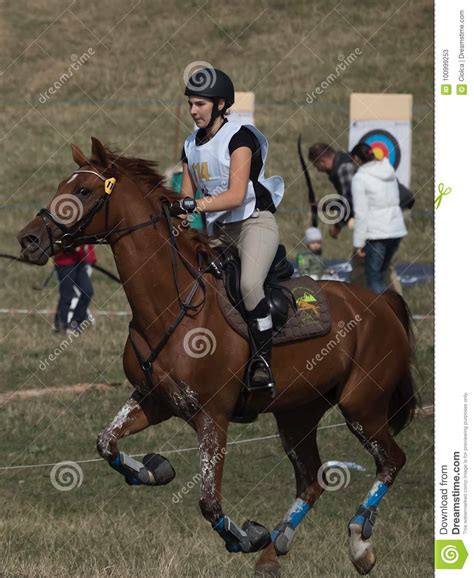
{"left": 359, "top": 129, "right": 401, "bottom": 169}
{"left": 349, "top": 119, "right": 411, "bottom": 187}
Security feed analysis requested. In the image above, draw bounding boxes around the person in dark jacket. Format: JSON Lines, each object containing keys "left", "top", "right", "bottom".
{"left": 308, "top": 141, "right": 407, "bottom": 294}
{"left": 53, "top": 245, "right": 96, "bottom": 333}
{"left": 308, "top": 142, "right": 354, "bottom": 238}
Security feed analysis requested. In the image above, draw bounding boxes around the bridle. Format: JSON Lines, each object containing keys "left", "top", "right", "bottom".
{"left": 37, "top": 167, "right": 161, "bottom": 252}
{"left": 37, "top": 166, "right": 212, "bottom": 389}
{"left": 37, "top": 168, "right": 114, "bottom": 252}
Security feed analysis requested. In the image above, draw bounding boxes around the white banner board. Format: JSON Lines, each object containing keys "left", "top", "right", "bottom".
{"left": 349, "top": 119, "right": 412, "bottom": 187}
{"left": 349, "top": 93, "right": 413, "bottom": 188}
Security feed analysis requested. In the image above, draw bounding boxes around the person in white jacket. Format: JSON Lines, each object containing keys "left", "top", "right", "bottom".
{"left": 350, "top": 143, "right": 407, "bottom": 294}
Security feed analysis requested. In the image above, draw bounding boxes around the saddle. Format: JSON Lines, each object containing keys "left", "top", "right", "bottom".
{"left": 211, "top": 244, "right": 331, "bottom": 344}
{"left": 205, "top": 244, "right": 331, "bottom": 423}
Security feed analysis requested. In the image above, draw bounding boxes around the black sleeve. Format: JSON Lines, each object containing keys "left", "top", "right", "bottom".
{"left": 229, "top": 127, "right": 258, "bottom": 155}
{"left": 181, "top": 145, "right": 188, "bottom": 163}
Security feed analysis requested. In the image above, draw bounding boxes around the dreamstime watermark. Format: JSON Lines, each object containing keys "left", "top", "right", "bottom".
{"left": 183, "top": 327, "right": 217, "bottom": 358}
{"left": 50, "top": 461, "right": 84, "bottom": 491}
{"left": 39, "top": 49, "right": 95, "bottom": 104}
{"left": 171, "top": 195, "right": 214, "bottom": 238}
{"left": 317, "top": 193, "right": 351, "bottom": 225}
{"left": 39, "top": 317, "right": 92, "bottom": 371}
{"left": 183, "top": 61, "right": 216, "bottom": 91}
{"left": 305, "top": 48, "right": 362, "bottom": 104}
{"left": 50, "top": 193, "right": 84, "bottom": 225}
{"left": 171, "top": 447, "right": 226, "bottom": 503}
{"left": 317, "top": 461, "right": 351, "bottom": 491}
{"left": 306, "top": 315, "right": 362, "bottom": 371}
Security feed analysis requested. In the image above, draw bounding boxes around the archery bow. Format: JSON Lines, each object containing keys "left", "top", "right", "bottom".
{"left": 297, "top": 134, "right": 318, "bottom": 227}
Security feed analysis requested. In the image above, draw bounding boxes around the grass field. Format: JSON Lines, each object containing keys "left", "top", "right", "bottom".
{"left": 1, "top": 0, "right": 433, "bottom": 576}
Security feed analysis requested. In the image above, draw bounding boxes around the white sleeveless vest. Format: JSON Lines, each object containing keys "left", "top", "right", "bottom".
{"left": 184, "top": 121, "right": 284, "bottom": 235}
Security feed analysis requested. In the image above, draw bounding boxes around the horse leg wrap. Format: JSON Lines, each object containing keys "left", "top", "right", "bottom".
{"left": 109, "top": 452, "right": 175, "bottom": 486}
{"left": 271, "top": 498, "right": 311, "bottom": 556}
{"left": 110, "top": 452, "right": 152, "bottom": 485}
{"left": 242, "top": 520, "right": 272, "bottom": 552}
{"left": 272, "top": 521, "right": 295, "bottom": 556}
{"left": 213, "top": 515, "right": 250, "bottom": 553}
{"left": 349, "top": 505, "right": 378, "bottom": 541}
{"left": 212, "top": 516, "right": 271, "bottom": 554}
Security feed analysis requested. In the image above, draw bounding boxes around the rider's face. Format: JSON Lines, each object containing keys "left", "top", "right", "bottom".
{"left": 188, "top": 97, "right": 224, "bottom": 128}
{"left": 188, "top": 97, "right": 213, "bottom": 127}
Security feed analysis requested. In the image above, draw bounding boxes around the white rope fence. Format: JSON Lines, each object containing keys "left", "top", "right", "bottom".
{"left": 0, "top": 423, "right": 347, "bottom": 472}
{"left": 0, "top": 407, "right": 433, "bottom": 473}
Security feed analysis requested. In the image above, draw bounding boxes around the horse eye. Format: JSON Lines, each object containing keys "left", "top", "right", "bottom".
{"left": 76, "top": 187, "right": 91, "bottom": 196}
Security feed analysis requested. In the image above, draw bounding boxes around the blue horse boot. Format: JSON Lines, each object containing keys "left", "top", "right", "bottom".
{"left": 110, "top": 451, "right": 175, "bottom": 486}
{"left": 348, "top": 481, "right": 389, "bottom": 574}
{"left": 213, "top": 516, "right": 271, "bottom": 553}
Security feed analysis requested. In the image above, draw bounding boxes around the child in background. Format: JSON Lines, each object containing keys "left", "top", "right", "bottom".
{"left": 296, "top": 227, "right": 326, "bottom": 279}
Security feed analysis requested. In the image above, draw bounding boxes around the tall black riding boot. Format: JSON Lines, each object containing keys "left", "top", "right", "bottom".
{"left": 245, "top": 299, "right": 274, "bottom": 391}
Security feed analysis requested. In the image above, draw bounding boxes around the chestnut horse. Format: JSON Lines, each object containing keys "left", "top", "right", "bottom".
{"left": 18, "top": 138, "right": 417, "bottom": 576}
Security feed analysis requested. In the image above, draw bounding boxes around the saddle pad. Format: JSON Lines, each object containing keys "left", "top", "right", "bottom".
{"left": 216, "top": 276, "right": 331, "bottom": 344}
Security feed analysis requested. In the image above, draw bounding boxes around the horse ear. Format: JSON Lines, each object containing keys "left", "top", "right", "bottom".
{"left": 71, "top": 143, "right": 89, "bottom": 167}
{"left": 90, "top": 136, "right": 108, "bottom": 167}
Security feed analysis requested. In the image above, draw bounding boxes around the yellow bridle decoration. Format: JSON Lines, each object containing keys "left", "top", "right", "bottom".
{"left": 104, "top": 177, "right": 116, "bottom": 195}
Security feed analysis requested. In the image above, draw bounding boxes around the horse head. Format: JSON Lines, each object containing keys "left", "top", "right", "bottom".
{"left": 17, "top": 137, "right": 168, "bottom": 265}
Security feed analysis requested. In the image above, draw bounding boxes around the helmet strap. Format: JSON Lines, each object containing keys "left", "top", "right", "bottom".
{"left": 204, "top": 98, "right": 225, "bottom": 133}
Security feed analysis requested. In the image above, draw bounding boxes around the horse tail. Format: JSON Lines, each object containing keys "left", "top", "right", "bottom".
{"left": 384, "top": 290, "right": 419, "bottom": 436}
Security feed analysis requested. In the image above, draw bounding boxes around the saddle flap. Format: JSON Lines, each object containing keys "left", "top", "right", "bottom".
{"left": 216, "top": 276, "right": 331, "bottom": 345}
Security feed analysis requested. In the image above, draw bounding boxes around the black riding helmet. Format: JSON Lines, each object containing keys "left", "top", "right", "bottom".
{"left": 184, "top": 68, "right": 235, "bottom": 129}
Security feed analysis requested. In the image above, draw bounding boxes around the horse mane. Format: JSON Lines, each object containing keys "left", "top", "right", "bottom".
{"left": 100, "top": 145, "right": 212, "bottom": 252}
{"left": 102, "top": 145, "right": 167, "bottom": 192}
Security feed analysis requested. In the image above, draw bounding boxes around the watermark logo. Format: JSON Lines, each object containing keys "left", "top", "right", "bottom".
{"left": 317, "top": 461, "right": 351, "bottom": 491}
{"left": 183, "top": 61, "right": 216, "bottom": 92}
{"left": 306, "top": 315, "right": 362, "bottom": 371}
{"left": 317, "top": 193, "right": 351, "bottom": 225}
{"left": 171, "top": 447, "right": 226, "bottom": 503}
{"left": 39, "top": 49, "right": 95, "bottom": 103}
{"left": 306, "top": 48, "right": 362, "bottom": 104}
{"left": 50, "top": 193, "right": 84, "bottom": 225}
{"left": 50, "top": 461, "right": 84, "bottom": 491}
{"left": 39, "top": 317, "right": 92, "bottom": 370}
{"left": 183, "top": 328, "right": 217, "bottom": 358}
{"left": 435, "top": 540, "right": 468, "bottom": 569}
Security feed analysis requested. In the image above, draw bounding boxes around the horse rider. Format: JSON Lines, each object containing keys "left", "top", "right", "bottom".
{"left": 180, "top": 67, "right": 284, "bottom": 389}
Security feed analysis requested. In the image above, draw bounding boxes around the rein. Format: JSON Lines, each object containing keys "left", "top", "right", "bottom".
{"left": 37, "top": 167, "right": 211, "bottom": 389}
{"left": 128, "top": 202, "right": 209, "bottom": 390}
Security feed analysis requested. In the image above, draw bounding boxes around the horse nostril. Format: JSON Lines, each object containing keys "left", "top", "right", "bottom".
{"left": 21, "top": 234, "right": 41, "bottom": 251}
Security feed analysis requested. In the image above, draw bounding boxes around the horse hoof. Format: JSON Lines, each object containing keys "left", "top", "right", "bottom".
{"left": 142, "top": 453, "right": 175, "bottom": 485}
{"left": 348, "top": 524, "right": 376, "bottom": 575}
{"left": 255, "top": 563, "right": 281, "bottom": 577}
{"left": 242, "top": 520, "right": 272, "bottom": 552}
